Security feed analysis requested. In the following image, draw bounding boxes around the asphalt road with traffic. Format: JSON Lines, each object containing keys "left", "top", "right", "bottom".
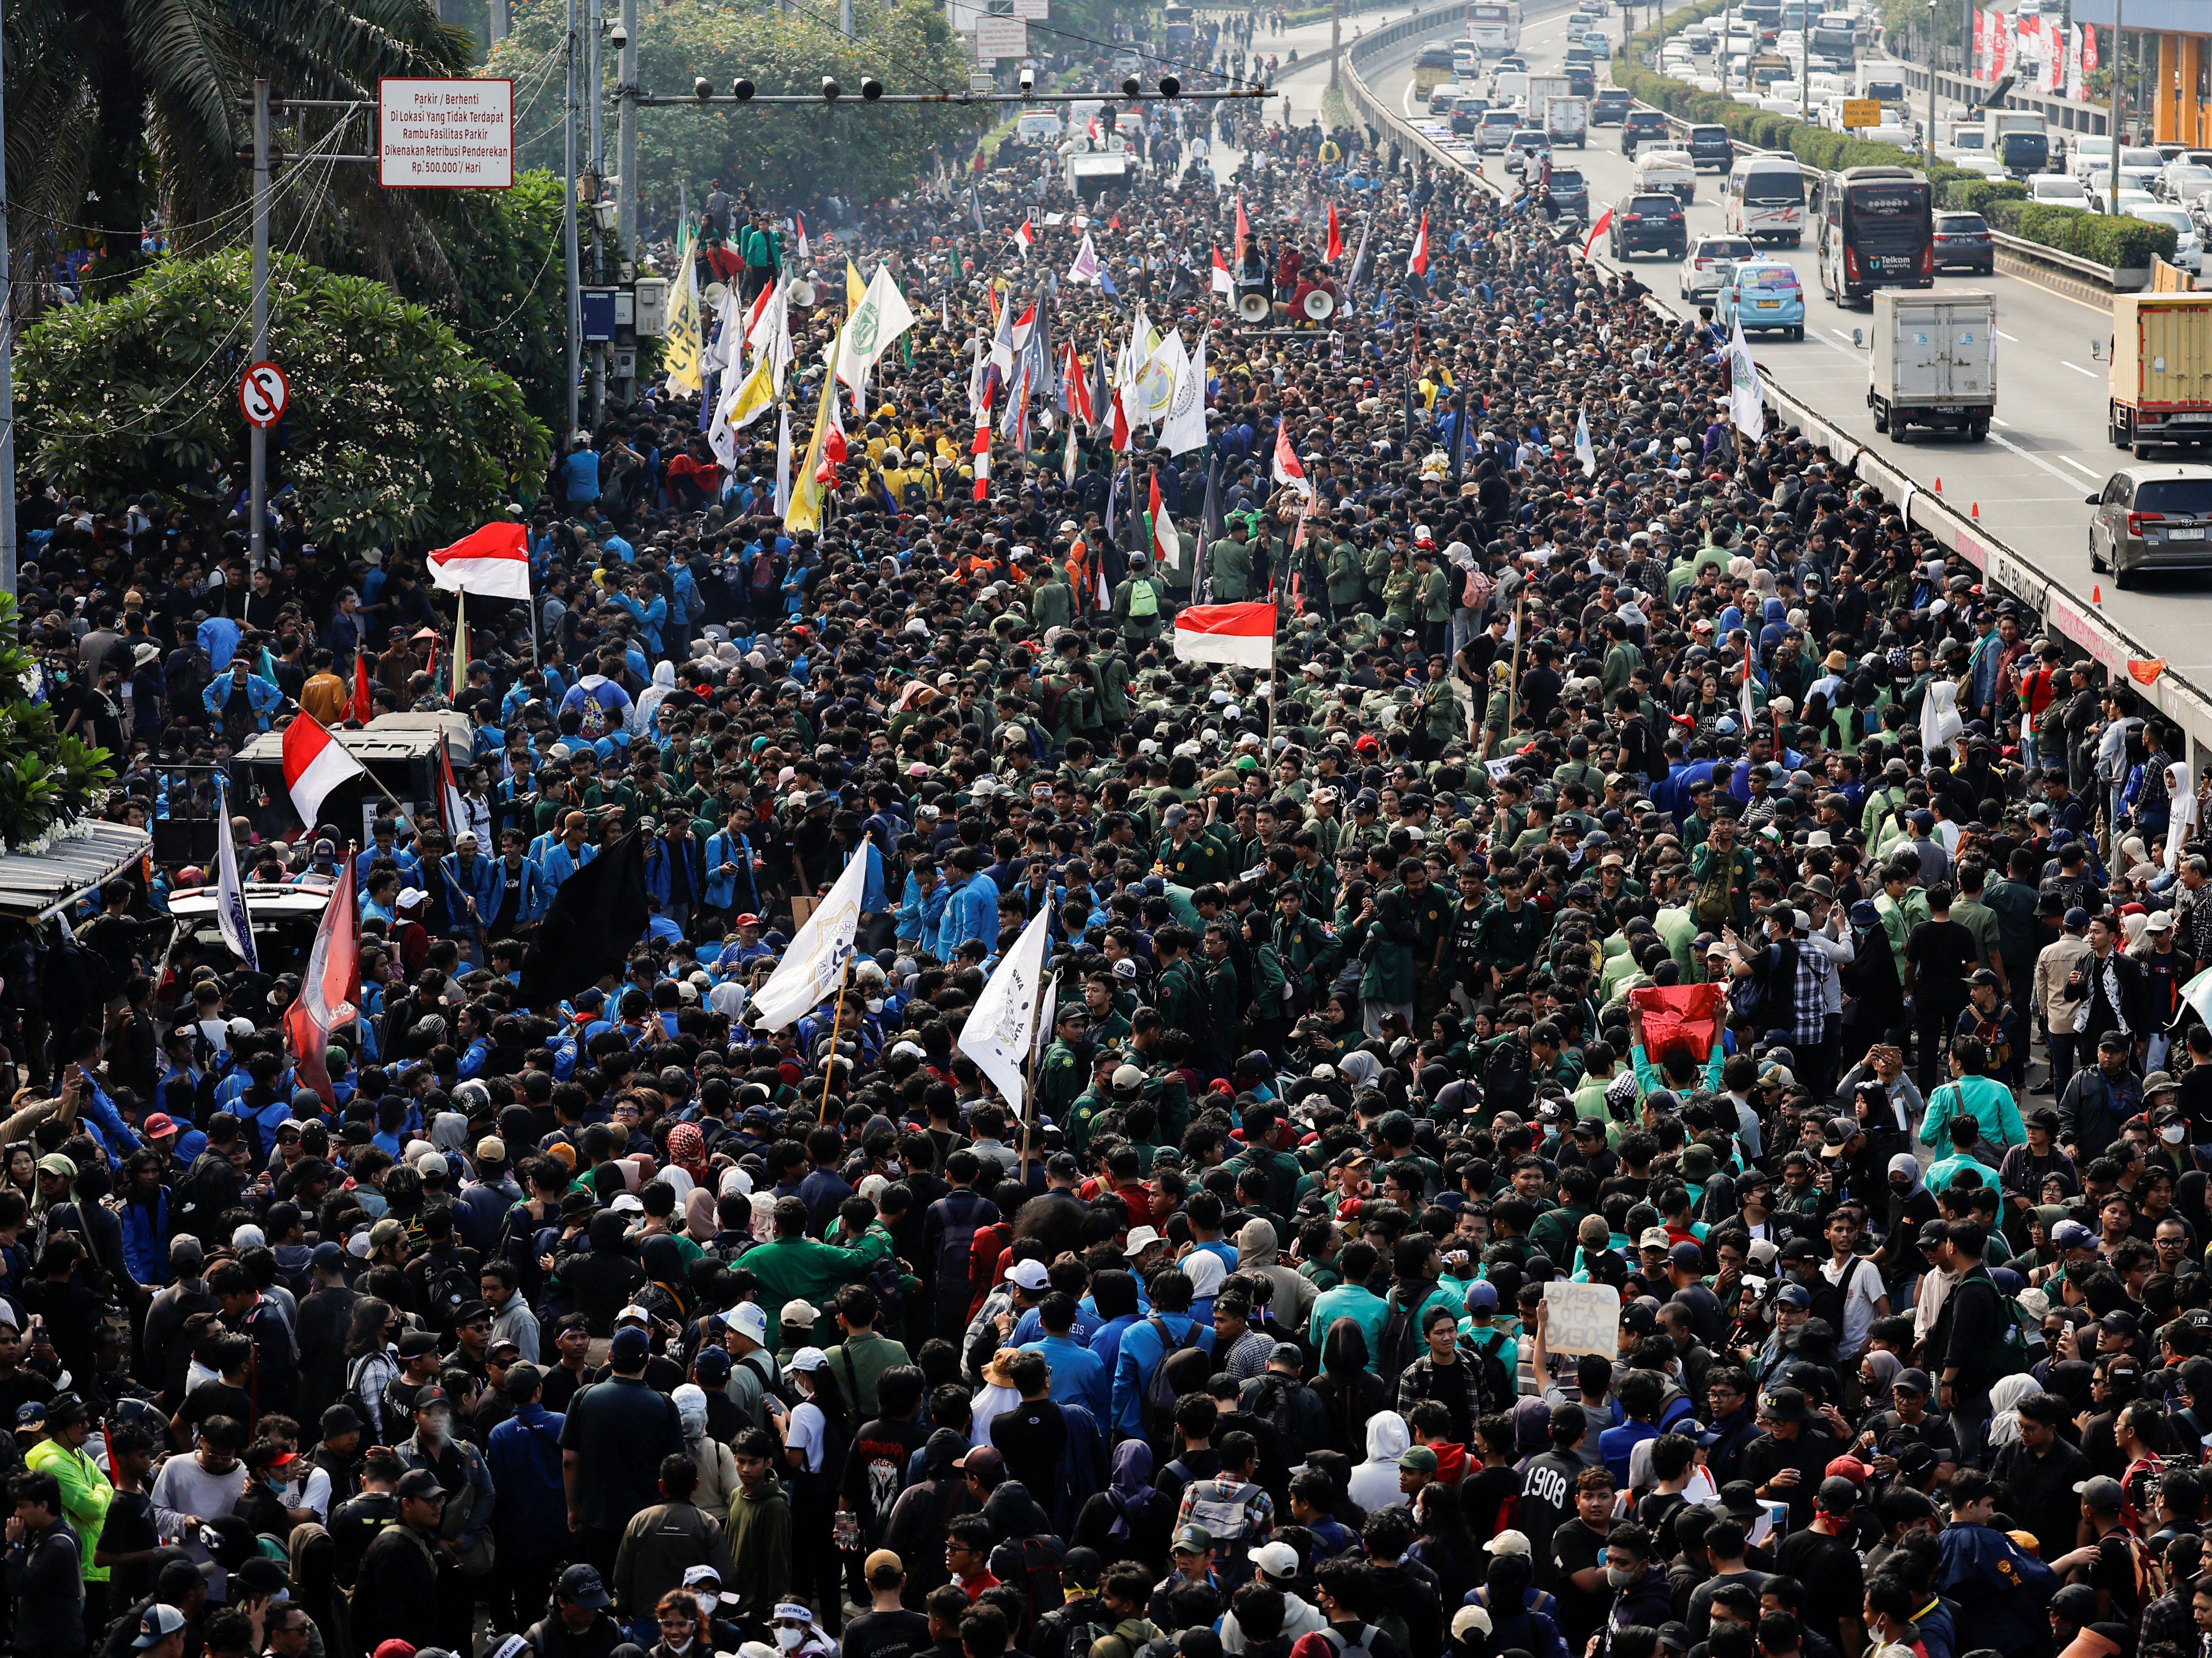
{"left": 1353, "top": 11, "right": 2212, "bottom": 670}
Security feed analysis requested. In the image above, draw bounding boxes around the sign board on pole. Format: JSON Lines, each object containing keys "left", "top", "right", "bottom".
{"left": 1841, "top": 97, "right": 1882, "bottom": 128}
{"left": 1541, "top": 1280, "right": 1621, "bottom": 1357}
{"left": 1010, "top": 0, "right": 1050, "bottom": 20}
{"left": 238, "top": 362, "right": 289, "bottom": 428}
{"left": 378, "top": 78, "right": 516, "bottom": 188}
{"left": 972, "top": 16, "right": 1028, "bottom": 58}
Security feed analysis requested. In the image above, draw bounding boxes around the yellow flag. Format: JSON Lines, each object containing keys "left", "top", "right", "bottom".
{"left": 723, "top": 350, "right": 778, "bottom": 433}
{"left": 845, "top": 258, "right": 866, "bottom": 313}
{"left": 783, "top": 374, "right": 836, "bottom": 534}
{"left": 662, "top": 228, "right": 704, "bottom": 395}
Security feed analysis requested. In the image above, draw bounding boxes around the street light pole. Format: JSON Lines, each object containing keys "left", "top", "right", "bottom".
{"left": 250, "top": 77, "right": 270, "bottom": 569}
{"left": 2110, "top": 0, "right": 2123, "bottom": 202}
{"left": 0, "top": 21, "right": 17, "bottom": 597}
{"left": 617, "top": 0, "right": 637, "bottom": 263}
{"left": 564, "top": 0, "right": 582, "bottom": 441}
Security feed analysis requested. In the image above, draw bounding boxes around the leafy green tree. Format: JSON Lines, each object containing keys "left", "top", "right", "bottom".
{"left": 19, "top": 250, "right": 549, "bottom": 555}
{"left": 4, "top": 0, "right": 472, "bottom": 286}
{"left": 484, "top": 0, "right": 976, "bottom": 209}
{"left": 0, "top": 592, "right": 116, "bottom": 855}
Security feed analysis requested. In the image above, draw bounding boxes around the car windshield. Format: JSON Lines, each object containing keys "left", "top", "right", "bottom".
{"left": 1937, "top": 214, "right": 1988, "bottom": 232}
{"left": 1631, "top": 195, "right": 1678, "bottom": 212}
{"left": 2135, "top": 479, "right": 2212, "bottom": 516}
{"left": 1701, "top": 238, "right": 1755, "bottom": 257}
{"left": 1551, "top": 171, "right": 1585, "bottom": 188}
{"left": 2134, "top": 208, "right": 2192, "bottom": 232}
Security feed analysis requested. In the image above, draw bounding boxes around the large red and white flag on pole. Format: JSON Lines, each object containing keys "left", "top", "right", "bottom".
{"left": 281, "top": 711, "right": 367, "bottom": 832}
{"left": 284, "top": 862, "right": 359, "bottom": 1108}
{"left": 1211, "top": 246, "right": 1234, "bottom": 296}
{"left": 1064, "top": 343, "right": 1094, "bottom": 426}
{"left": 1014, "top": 218, "right": 1035, "bottom": 257}
{"left": 1584, "top": 208, "right": 1615, "bottom": 258}
{"left": 1173, "top": 601, "right": 1276, "bottom": 669}
{"left": 428, "top": 522, "right": 531, "bottom": 600}
{"left": 1409, "top": 211, "right": 1430, "bottom": 276}
{"left": 1326, "top": 203, "right": 1343, "bottom": 265}
{"left": 1272, "top": 419, "right": 1310, "bottom": 497}
{"left": 1235, "top": 196, "right": 1252, "bottom": 261}
{"left": 349, "top": 652, "right": 373, "bottom": 726}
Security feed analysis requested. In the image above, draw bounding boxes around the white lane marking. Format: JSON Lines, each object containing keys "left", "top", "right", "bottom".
{"left": 1993, "top": 417, "right": 2010, "bottom": 428}
{"left": 1988, "top": 430, "right": 2096, "bottom": 492}
{"left": 1996, "top": 330, "right": 2019, "bottom": 341}
{"left": 2062, "top": 360, "right": 2096, "bottom": 376}
{"left": 2057, "top": 453, "right": 2103, "bottom": 477}
{"left": 1829, "top": 327, "right": 1853, "bottom": 340}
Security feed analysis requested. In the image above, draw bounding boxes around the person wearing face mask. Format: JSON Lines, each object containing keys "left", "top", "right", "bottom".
{"left": 768, "top": 1601, "right": 838, "bottom": 1658}
{"left": 391, "top": 1386, "right": 496, "bottom": 1651}
{"left": 1598, "top": 1525, "right": 1673, "bottom": 1658}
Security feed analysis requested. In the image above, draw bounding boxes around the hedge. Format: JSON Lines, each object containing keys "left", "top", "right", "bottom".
{"left": 2017, "top": 202, "right": 2177, "bottom": 268}
{"left": 1940, "top": 178, "right": 2028, "bottom": 214}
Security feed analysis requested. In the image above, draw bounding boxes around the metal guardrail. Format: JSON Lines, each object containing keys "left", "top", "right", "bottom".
{"left": 1988, "top": 226, "right": 2141, "bottom": 288}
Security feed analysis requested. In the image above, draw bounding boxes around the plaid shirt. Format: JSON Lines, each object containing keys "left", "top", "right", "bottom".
{"left": 1758, "top": 938, "right": 1832, "bottom": 1047}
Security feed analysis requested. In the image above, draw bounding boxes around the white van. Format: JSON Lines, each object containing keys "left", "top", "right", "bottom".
{"left": 1726, "top": 153, "right": 1807, "bottom": 242}
{"left": 1015, "top": 112, "right": 1065, "bottom": 146}
{"left": 1491, "top": 69, "right": 1529, "bottom": 106}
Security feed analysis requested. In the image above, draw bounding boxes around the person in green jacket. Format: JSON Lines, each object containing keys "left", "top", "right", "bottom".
{"left": 1031, "top": 565, "right": 1075, "bottom": 634}
{"left": 739, "top": 1201, "right": 890, "bottom": 1330}
{"left": 1209, "top": 523, "right": 1254, "bottom": 601}
{"left": 1381, "top": 551, "right": 1417, "bottom": 631}
{"left": 23, "top": 1396, "right": 109, "bottom": 1596}
{"left": 1111, "top": 556, "right": 1168, "bottom": 647}
{"left": 1035, "top": 1005, "right": 1093, "bottom": 1127}
{"left": 1413, "top": 548, "right": 1453, "bottom": 658}
{"left": 1324, "top": 533, "right": 1366, "bottom": 620}
{"left": 723, "top": 1435, "right": 791, "bottom": 1628}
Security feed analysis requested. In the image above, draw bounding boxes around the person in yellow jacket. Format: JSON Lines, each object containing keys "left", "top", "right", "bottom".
{"left": 23, "top": 1394, "right": 112, "bottom": 1603}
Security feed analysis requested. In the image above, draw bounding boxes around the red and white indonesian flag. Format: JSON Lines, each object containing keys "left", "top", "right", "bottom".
{"left": 281, "top": 710, "right": 367, "bottom": 832}
{"left": 1326, "top": 202, "right": 1343, "bottom": 265}
{"left": 1584, "top": 208, "right": 1615, "bottom": 258}
{"left": 428, "top": 522, "right": 531, "bottom": 600}
{"left": 1150, "top": 472, "right": 1180, "bottom": 571}
{"left": 284, "top": 861, "right": 359, "bottom": 1108}
{"left": 1272, "top": 418, "right": 1310, "bottom": 497}
{"left": 1174, "top": 601, "right": 1276, "bottom": 669}
{"left": 1409, "top": 210, "right": 1430, "bottom": 276}
{"left": 1211, "top": 246, "right": 1234, "bottom": 296}
{"left": 1015, "top": 218, "right": 1036, "bottom": 256}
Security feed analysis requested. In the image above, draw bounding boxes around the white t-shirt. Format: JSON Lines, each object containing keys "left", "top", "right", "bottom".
{"left": 1819, "top": 1253, "right": 1887, "bottom": 1357}
{"left": 787, "top": 1400, "right": 826, "bottom": 1474}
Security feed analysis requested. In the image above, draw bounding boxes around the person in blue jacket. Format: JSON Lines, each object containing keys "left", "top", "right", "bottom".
{"left": 703, "top": 812, "right": 762, "bottom": 920}
{"left": 201, "top": 657, "right": 284, "bottom": 735}
{"left": 536, "top": 813, "right": 600, "bottom": 897}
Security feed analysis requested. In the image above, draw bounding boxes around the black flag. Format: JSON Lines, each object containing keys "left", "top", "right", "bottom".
{"left": 518, "top": 831, "right": 651, "bottom": 1009}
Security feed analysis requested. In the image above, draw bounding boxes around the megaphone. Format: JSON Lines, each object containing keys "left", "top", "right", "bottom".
{"left": 1303, "top": 288, "right": 1336, "bottom": 320}
{"left": 703, "top": 281, "right": 729, "bottom": 306}
{"left": 1236, "top": 290, "right": 1272, "bottom": 322}
{"left": 787, "top": 280, "right": 817, "bottom": 307}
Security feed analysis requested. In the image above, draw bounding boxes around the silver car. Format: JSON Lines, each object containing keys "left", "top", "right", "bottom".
{"left": 2087, "top": 464, "right": 2212, "bottom": 587}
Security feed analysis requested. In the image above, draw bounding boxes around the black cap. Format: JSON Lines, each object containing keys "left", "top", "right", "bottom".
{"left": 558, "top": 1564, "right": 611, "bottom": 1609}
{"left": 394, "top": 1468, "right": 446, "bottom": 1501}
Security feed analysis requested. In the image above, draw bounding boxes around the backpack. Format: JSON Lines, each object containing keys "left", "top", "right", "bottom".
{"left": 1142, "top": 1314, "right": 1204, "bottom": 1435}
{"left": 1044, "top": 1603, "right": 1113, "bottom": 1658}
{"left": 749, "top": 549, "right": 781, "bottom": 601}
{"left": 420, "top": 1248, "right": 477, "bottom": 1334}
{"left": 1245, "top": 1371, "right": 1326, "bottom": 1452}
{"left": 1183, "top": 1475, "right": 1270, "bottom": 1557}
{"left": 987, "top": 1534, "right": 1067, "bottom": 1642}
{"left": 1374, "top": 1291, "right": 1425, "bottom": 1386}
{"left": 1318, "top": 1623, "right": 1385, "bottom": 1658}
{"left": 1804, "top": 1252, "right": 1867, "bottom": 1338}
{"left": 1483, "top": 1037, "right": 1533, "bottom": 1117}
{"left": 1465, "top": 1326, "right": 1516, "bottom": 1411}
{"left": 1126, "top": 580, "right": 1159, "bottom": 619}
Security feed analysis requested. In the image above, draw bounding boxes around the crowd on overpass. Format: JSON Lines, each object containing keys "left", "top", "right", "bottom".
{"left": 1, "top": 64, "right": 2211, "bottom": 1658}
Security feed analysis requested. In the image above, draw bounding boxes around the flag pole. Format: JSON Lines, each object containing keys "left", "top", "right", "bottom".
{"left": 453, "top": 587, "right": 467, "bottom": 703}
{"left": 1504, "top": 586, "right": 1527, "bottom": 743}
{"left": 818, "top": 952, "right": 851, "bottom": 1124}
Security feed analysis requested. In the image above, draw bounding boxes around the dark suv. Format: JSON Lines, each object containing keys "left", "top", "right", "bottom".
{"left": 1687, "top": 123, "right": 1734, "bottom": 171}
{"left": 1546, "top": 167, "right": 1591, "bottom": 221}
{"left": 1564, "top": 64, "right": 1596, "bottom": 97}
{"left": 1622, "top": 109, "right": 1670, "bottom": 154}
{"left": 1592, "top": 89, "right": 1632, "bottom": 124}
{"left": 1609, "top": 192, "right": 1688, "bottom": 258}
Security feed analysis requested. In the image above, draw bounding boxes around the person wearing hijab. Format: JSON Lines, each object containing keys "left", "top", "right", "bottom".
{"left": 1981, "top": 1373, "right": 2042, "bottom": 1453}
{"left": 1857, "top": 1350, "right": 1901, "bottom": 1419}
{"left": 1073, "top": 1439, "right": 1172, "bottom": 1574}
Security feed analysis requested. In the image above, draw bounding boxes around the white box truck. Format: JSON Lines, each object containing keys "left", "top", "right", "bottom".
{"left": 1545, "top": 94, "right": 1588, "bottom": 148}
{"left": 1866, "top": 288, "right": 1996, "bottom": 440}
{"left": 1524, "top": 73, "right": 1570, "bottom": 116}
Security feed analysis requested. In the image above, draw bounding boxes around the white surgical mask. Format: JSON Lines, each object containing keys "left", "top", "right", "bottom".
{"left": 2163, "top": 1125, "right": 2186, "bottom": 1144}
{"left": 775, "top": 1631, "right": 806, "bottom": 1651}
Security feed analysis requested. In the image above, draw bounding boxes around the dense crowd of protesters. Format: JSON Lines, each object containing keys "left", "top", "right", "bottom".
{"left": 3, "top": 39, "right": 2212, "bottom": 1658}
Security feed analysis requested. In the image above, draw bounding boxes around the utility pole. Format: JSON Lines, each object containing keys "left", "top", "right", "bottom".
{"left": 564, "top": 0, "right": 582, "bottom": 441}
{"left": 0, "top": 19, "right": 15, "bottom": 597}
{"left": 2110, "top": 0, "right": 2124, "bottom": 199}
{"left": 490, "top": 0, "right": 509, "bottom": 40}
{"left": 587, "top": 0, "right": 605, "bottom": 427}
{"left": 840, "top": 0, "right": 852, "bottom": 34}
{"left": 251, "top": 78, "right": 270, "bottom": 568}
{"left": 1330, "top": 0, "right": 1341, "bottom": 89}
{"left": 617, "top": 0, "right": 637, "bottom": 266}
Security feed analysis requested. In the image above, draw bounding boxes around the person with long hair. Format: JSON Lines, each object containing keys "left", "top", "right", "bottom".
{"left": 1408, "top": 1479, "right": 1478, "bottom": 1610}
{"left": 649, "top": 1589, "right": 712, "bottom": 1658}
{"left": 773, "top": 1349, "right": 851, "bottom": 1633}
{"left": 1312, "top": 1314, "right": 1386, "bottom": 1460}
{"left": 339, "top": 1297, "right": 399, "bottom": 1445}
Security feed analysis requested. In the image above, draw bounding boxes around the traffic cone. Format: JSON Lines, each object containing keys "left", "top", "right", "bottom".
{"left": 2093, "top": 584, "right": 2102, "bottom": 603}
{"left": 1934, "top": 476, "right": 1943, "bottom": 492}
{"left": 1971, "top": 502, "right": 1980, "bottom": 518}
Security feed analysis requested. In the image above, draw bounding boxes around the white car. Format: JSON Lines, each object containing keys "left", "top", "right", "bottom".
{"left": 2130, "top": 205, "right": 2206, "bottom": 273}
{"left": 1950, "top": 154, "right": 2006, "bottom": 180}
{"left": 2030, "top": 172, "right": 2091, "bottom": 206}
{"left": 2159, "top": 164, "right": 2212, "bottom": 205}
{"left": 1680, "top": 232, "right": 1756, "bottom": 297}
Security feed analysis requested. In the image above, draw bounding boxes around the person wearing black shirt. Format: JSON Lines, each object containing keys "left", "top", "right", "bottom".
{"left": 326, "top": 1448, "right": 403, "bottom": 1591}
{"left": 845, "top": 1552, "right": 934, "bottom": 1658}
{"left": 1516, "top": 1403, "right": 1589, "bottom": 1594}
{"left": 1903, "top": 886, "right": 1978, "bottom": 1097}
{"left": 989, "top": 1354, "right": 1069, "bottom": 1503}
{"left": 1735, "top": 1388, "right": 1839, "bottom": 1534}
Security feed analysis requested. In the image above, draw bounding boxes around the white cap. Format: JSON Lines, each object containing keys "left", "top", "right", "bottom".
{"left": 1484, "top": 1530, "right": 1531, "bottom": 1557}
{"left": 1008, "top": 1259, "right": 1051, "bottom": 1291}
{"left": 615, "top": 1304, "right": 651, "bottom": 1326}
{"left": 1124, "top": 1225, "right": 1163, "bottom": 1257}
{"left": 1249, "top": 1541, "right": 1300, "bottom": 1579}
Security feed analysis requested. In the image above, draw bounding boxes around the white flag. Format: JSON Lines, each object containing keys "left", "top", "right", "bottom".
{"left": 773, "top": 406, "right": 793, "bottom": 517}
{"left": 957, "top": 909, "right": 1053, "bottom": 1115}
{"left": 835, "top": 265, "right": 918, "bottom": 391}
{"left": 1161, "top": 329, "right": 1209, "bottom": 457}
{"left": 1067, "top": 232, "right": 1102, "bottom": 285}
{"left": 214, "top": 779, "right": 258, "bottom": 972}
{"left": 749, "top": 842, "right": 870, "bottom": 1032}
{"left": 1920, "top": 677, "right": 1963, "bottom": 757}
{"left": 1574, "top": 409, "right": 1596, "bottom": 477}
{"left": 1726, "top": 310, "right": 1766, "bottom": 441}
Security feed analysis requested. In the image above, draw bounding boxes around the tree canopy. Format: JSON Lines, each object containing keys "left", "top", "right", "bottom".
{"left": 20, "top": 250, "right": 550, "bottom": 555}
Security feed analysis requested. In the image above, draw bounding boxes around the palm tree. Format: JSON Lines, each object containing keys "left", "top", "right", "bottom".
{"left": 3, "top": 0, "right": 474, "bottom": 297}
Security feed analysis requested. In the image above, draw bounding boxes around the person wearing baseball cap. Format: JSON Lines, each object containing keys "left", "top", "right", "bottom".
{"left": 846, "top": 1550, "right": 928, "bottom": 1658}
{"left": 352, "top": 1469, "right": 449, "bottom": 1653}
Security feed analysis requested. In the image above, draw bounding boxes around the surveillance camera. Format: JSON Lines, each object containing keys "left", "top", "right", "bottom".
{"left": 861, "top": 76, "right": 883, "bottom": 100}
{"left": 1121, "top": 75, "right": 1141, "bottom": 98}
{"left": 608, "top": 20, "right": 628, "bottom": 44}
{"left": 694, "top": 76, "right": 713, "bottom": 99}
{"left": 1018, "top": 66, "right": 1035, "bottom": 93}
{"left": 822, "top": 75, "right": 841, "bottom": 100}
{"left": 733, "top": 77, "right": 756, "bottom": 101}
